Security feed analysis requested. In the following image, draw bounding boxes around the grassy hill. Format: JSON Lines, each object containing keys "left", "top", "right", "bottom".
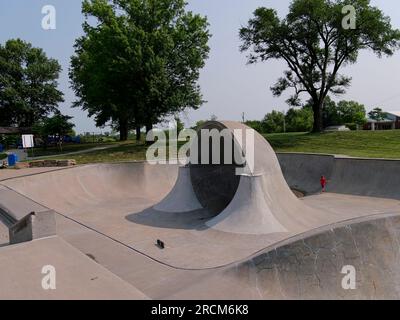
{"left": 17, "top": 130, "right": 400, "bottom": 165}
{"left": 264, "top": 130, "right": 400, "bottom": 159}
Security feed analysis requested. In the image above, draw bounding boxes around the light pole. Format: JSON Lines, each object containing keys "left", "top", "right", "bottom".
{"left": 282, "top": 110, "right": 286, "bottom": 133}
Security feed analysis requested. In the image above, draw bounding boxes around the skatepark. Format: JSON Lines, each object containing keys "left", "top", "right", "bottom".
{"left": 1, "top": 121, "right": 400, "bottom": 299}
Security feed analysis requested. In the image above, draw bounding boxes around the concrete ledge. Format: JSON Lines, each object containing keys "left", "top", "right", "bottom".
{"left": 9, "top": 211, "right": 57, "bottom": 245}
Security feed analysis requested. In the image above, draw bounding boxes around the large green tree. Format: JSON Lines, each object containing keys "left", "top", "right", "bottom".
{"left": 0, "top": 39, "right": 64, "bottom": 127}
{"left": 336, "top": 100, "right": 366, "bottom": 125}
{"left": 34, "top": 113, "right": 75, "bottom": 150}
{"left": 319, "top": 97, "right": 366, "bottom": 126}
{"left": 70, "top": 0, "right": 210, "bottom": 141}
{"left": 240, "top": 0, "right": 400, "bottom": 132}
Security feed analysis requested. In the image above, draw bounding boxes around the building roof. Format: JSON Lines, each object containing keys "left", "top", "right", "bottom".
{"left": 387, "top": 111, "right": 400, "bottom": 117}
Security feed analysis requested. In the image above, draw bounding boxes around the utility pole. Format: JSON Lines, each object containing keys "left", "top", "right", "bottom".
{"left": 282, "top": 110, "right": 286, "bottom": 133}
{"left": 241, "top": 112, "right": 245, "bottom": 123}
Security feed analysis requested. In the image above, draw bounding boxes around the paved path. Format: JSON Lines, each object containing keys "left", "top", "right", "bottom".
{"left": 27, "top": 144, "right": 121, "bottom": 160}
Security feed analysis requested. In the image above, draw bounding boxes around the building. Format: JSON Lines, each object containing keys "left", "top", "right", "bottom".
{"left": 386, "top": 111, "right": 400, "bottom": 129}
{"left": 364, "top": 111, "right": 400, "bottom": 131}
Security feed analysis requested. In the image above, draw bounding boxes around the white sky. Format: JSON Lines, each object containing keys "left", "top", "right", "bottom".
{"left": 1, "top": 0, "right": 400, "bottom": 132}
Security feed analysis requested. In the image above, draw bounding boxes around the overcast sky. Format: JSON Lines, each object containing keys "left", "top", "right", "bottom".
{"left": 1, "top": 0, "right": 400, "bottom": 133}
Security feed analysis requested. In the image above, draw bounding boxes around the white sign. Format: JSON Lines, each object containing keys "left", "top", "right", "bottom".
{"left": 22, "top": 134, "right": 34, "bottom": 149}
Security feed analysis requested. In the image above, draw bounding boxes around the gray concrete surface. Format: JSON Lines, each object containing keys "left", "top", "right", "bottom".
{"left": 1, "top": 121, "right": 400, "bottom": 299}
{"left": 0, "top": 236, "right": 147, "bottom": 300}
{"left": 171, "top": 214, "right": 400, "bottom": 299}
{"left": 277, "top": 153, "right": 335, "bottom": 194}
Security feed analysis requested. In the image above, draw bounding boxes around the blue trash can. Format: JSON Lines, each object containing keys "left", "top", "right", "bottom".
{"left": 7, "top": 154, "right": 18, "bottom": 166}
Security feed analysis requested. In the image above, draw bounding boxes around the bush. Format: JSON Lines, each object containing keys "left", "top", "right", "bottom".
{"left": 0, "top": 153, "right": 7, "bottom": 160}
{"left": 262, "top": 111, "right": 285, "bottom": 133}
{"left": 285, "top": 107, "right": 313, "bottom": 132}
{"left": 345, "top": 123, "right": 358, "bottom": 131}
{"left": 245, "top": 120, "right": 264, "bottom": 133}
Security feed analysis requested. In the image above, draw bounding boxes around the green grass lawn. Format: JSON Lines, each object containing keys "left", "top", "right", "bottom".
{"left": 264, "top": 130, "right": 400, "bottom": 159}
{"left": 39, "top": 140, "right": 187, "bottom": 164}
{"left": 24, "top": 130, "right": 400, "bottom": 165}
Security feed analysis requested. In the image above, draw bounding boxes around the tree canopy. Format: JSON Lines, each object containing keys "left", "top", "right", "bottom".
{"left": 33, "top": 113, "right": 75, "bottom": 150}
{"left": 368, "top": 107, "right": 387, "bottom": 121}
{"left": 320, "top": 98, "right": 366, "bottom": 126}
{"left": 0, "top": 39, "right": 64, "bottom": 127}
{"left": 262, "top": 110, "right": 286, "bottom": 133}
{"left": 70, "top": 0, "right": 210, "bottom": 140}
{"left": 285, "top": 107, "right": 314, "bottom": 132}
{"left": 240, "top": 0, "right": 400, "bottom": 132}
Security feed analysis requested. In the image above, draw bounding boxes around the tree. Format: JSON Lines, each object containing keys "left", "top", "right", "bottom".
{"left": 285, "top": 107, "right": 314, "bottom": 132}
{"left": 320, "top": 96, "right": 338, "bottom": 127}
{"left": 70, "top": 0, "right": 210, "bottom": 141}
{"left": 245, "top": 120, "right": 264, "bottom": 133}
{"left": 261, "top": 110, "right": 285, "bottom": 133}
{"left": 0, "top": 39, "right": 64, "bottom": 127}
{"left": 34, "top": 113, "right": 75, "bottom": 151}
{"left": 368, "top": 107, "right": 387, "bottom": 121}
{"left": 336, "top": 100, "right": 366, "bottom": 125}
{"left": 240, "top": 0, "right": 400, "bottom": 132}
{"left": 310, "top": 97, "right": 366, "bottom": 127}
{"left": 174, "top": 117, "right": 185, "bottom": 135}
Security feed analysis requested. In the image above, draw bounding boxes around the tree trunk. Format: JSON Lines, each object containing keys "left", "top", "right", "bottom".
{"left": 119, "top": 119, "right": 129, "bottom": 141}
{"left": 312, "top": 101, "right": 324, "bottom": 133}
{"left": 146, "top": 123, "right": 153, "bottom": 133}
{"left": 136, "top": 126, "right": 141, "bottom": 142}
{"left": 145, "top": 123, "right": 153, "bottom": 145}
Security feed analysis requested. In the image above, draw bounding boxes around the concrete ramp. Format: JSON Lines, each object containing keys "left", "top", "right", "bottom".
{"left": 1, "top": 162, "right": 178, "bottom": 217}
{"left": 154, "top": 166, "right": 203, "bottom": 213}
{"left": 192, "top": 121, "right": 337, "bottom": 235}
{"left": 205, "top": 175, "right": 288, "bottom": 234}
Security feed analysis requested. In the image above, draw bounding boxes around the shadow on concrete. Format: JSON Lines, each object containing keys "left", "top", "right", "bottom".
{"left": 125, "top": 207, "right": 215, "bottom": 230}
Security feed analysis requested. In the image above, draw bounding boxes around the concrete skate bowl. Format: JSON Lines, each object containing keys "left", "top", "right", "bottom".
{"left": 0, "top": 121, "right": 351, "bottom": 270}
{"left": 0, "top": 162, "right": 179, "bottom": 222}
{"left": 2, "top": 121, "right": 400, "bottom": 274}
